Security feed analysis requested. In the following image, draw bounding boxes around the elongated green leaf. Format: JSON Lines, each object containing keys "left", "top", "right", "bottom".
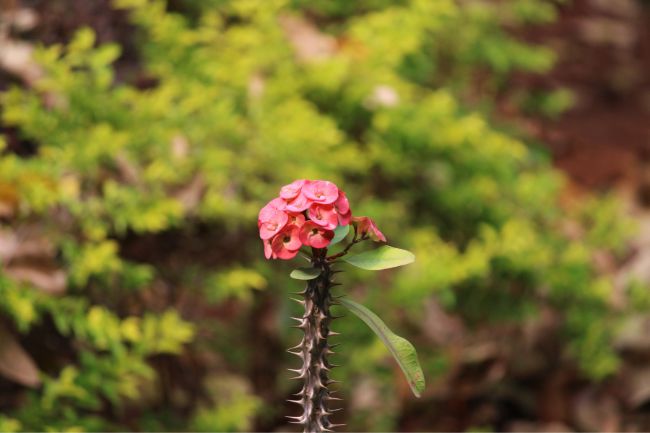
{"left": 330, "top": 225, "right": 349, "bottom": 246}
{"left": 343, "top": 245, "right": 415, "bottom": 270}
{"left": 289, "top": 267, "right": 321, "bottom": 280}
{"left": 340, "top": 298, "right": 424, "bottom": 397}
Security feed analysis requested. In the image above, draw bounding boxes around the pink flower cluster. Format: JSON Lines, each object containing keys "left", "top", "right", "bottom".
{"left": 258, "top": 179, "right": 385, "bottom": 260}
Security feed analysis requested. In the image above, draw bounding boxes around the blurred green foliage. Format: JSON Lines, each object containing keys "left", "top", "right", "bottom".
{"left": 0, "top": 0, "right": 638, "bottom": 431}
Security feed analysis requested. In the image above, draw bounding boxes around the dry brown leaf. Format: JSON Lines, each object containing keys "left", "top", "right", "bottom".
{"left": 625, "top": 367, "right": 650, "bottom": 409}
{"left": 422, "top": 298, "right": 464, "bottom": 345}
{"left": 0, "top": 225, "right": 66, "bottom": 294}
{"left": 4, "top": 265, "right": 66, "bottom": 295}
{"left": 574, "top": 387, "right": 620, "bottom": 432}
{"left": 115, "top": 152, "right": 140, "bottom": 184}
{"left": 589, "top": 0, "right": 639, "bottom": 18}
{"left": 279, "top": 15, "right": 336, "bottom": 63}
{"left": 174, "top": 175, "right": 206, "bottom": 213}
{"left": 171, "top": 134, "right": 189, "bottom": 160}
{"left": 247, "top": 73, "right": 265, "bottom": 100}
{"left": 0, "top": 182, "right": 19, "bottom": 218}
{"left": 0, "top": 229, "right": 18, "bottom": 262}
{"left": 1, "top": 8, "right": 38, "bottom": 32}
{"left": 0, "top": 38, "right": 42, "bottom": 85}
{"left": 0, "top": 324, "right": 40, "bottom": 388}
{"left": 615, "top": 315, "right": 650, "bottom": 353}
{"left": 578, "top": 18, "right": 636, "bottom": 49}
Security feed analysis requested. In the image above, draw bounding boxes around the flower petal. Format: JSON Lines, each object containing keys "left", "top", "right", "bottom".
{"left": 280, "top": 179, "right": 307, "bottom": 200}
{"left": 303, "top": 180, "right": 339, "bottom": 204}
{"left": 286, "top": 192, "right": 312, "bottom": 212}
{"left": 308, "top": 204, "right": 338, "bottom": 230}
{"left": 259, "top": 210, "right": 288, "bottom": 239}
{"left": 334, "top": 190, "right": 350, "bottom": 214}
{"left": 300, "top": 221, "right": 334, "bottom": 248}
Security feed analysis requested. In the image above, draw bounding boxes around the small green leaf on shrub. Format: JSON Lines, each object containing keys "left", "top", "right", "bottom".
{"left": 343, "top": 245, "right": 415, "bottom": 270}
{"left": 339, "top": 298, "right": 425, "bottom": 397}
{"left": 330, "top": 225, "right": 350, "bottom": 246}
{"left": 289, "top": 267, "right": 321, "bottom": 280}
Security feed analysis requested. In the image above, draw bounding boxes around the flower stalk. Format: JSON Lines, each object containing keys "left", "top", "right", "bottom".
{"left": 288, "top": 248, "right": 341, "bottom": 433}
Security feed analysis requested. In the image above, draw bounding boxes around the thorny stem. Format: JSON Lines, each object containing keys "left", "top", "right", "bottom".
{"left": 287, "top": 248, "right": 341, "bottom": 432}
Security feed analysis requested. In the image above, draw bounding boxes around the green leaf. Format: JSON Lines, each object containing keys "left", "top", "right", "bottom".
{"left": 330, "top": 225, "right": 349, "bottom": 246}
{"left": 343, "top": 245, "right": 415, "bottom": 270}
{"left": 289, "top": 267, "right": 321, "bottom": 280}
{"left": 339, "top": 298, "right": 425, "bottom": 397}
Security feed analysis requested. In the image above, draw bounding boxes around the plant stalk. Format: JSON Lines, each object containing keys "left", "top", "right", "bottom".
{"left": 288, "top": 248, "right": 338, "bottom": 432}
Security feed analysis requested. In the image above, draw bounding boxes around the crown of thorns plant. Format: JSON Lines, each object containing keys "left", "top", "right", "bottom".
{"left": 258, "top": 179, "right": 424, "bottom": 433}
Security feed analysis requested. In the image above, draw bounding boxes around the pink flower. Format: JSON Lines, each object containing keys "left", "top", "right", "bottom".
{"left": 271, "top": 224, "right": 302, "bottom": 259}
{"left": 286, "top": 192, "right": 312, "bottom": 213}
{"left": 338, "top": 210, "right": 351, "bottom": 226}
{"left": 258, "top": 200, "right": 289, "bottom": 240}
{"left": 258, "top": 198, "right": 287, "bottom": 223}
{"left": 268, "top": 197, "right": 287, "bottom": 210}
{"left": 334, "top": 191, "right": 350, "bottom": 214}
{"left": 259, "top": 179, "right": 362, "bottom": 260}
{"left": 263, "top": 238, "right": 275, "bottom": 259}
{"left": 300, "top": 221, "right": 334, "bottom": 248}
{"left": 303, "top": 180, "right": 339, "bottom": 205}
{"left": 280, "top": 179, "right": 307, "bottom": 200}
{"left": 352, "top": 216, "right": 387, "bottom": 242}
{"left": 308, "top": 204, "right": 339, "bottom": 230}
{"left": 287, "top": 212, "right": 306, "bottom": 227}
{"left": 334, "top": 191, "right": 351, "bottom": 225}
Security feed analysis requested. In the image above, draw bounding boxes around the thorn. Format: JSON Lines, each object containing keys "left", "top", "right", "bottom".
{"left": 287, "top": 368, "right": 304, "bottom": 374}
{"left": 287, "top": 349, "right": 303, "bottom": 357}
{"left": 288, "top": 340, "right": 306, "bottom": 350}
{"left": 286, "top": 415, "right": 305, "bottom": 423}
{"left": 290, "top": 297, "right": 305, "bottom": 305}
{"left": 286, "top": 399, "right": 303, "bottom": 405}
{"left": 329, "top": 423, "right": 346, "bottom": 428}
{"left": 328, "top": 331, "right": 341, "bottom": 336}
{"left": 328, "top": 379, "right": 341, "bottom": 385}
{"left": 290, "top": 324, "right": 309, "bottom": 329}
{"left": 326, "top": 396, "right": 343, "bottom": 401}
{"left": 289, "top": 290, "right": 307, "bottom": 295}
{"left": 288, "top": 375, "right": 303, "bottom": 380}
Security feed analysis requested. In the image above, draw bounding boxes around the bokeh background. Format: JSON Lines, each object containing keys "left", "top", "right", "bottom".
{"left": 0, "top": 0, "right": 649, "bottom": 431}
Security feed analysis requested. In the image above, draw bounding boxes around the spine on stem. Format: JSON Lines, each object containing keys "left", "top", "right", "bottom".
{"left": 288, "top": 249, "right": 340, "bottom": 433}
